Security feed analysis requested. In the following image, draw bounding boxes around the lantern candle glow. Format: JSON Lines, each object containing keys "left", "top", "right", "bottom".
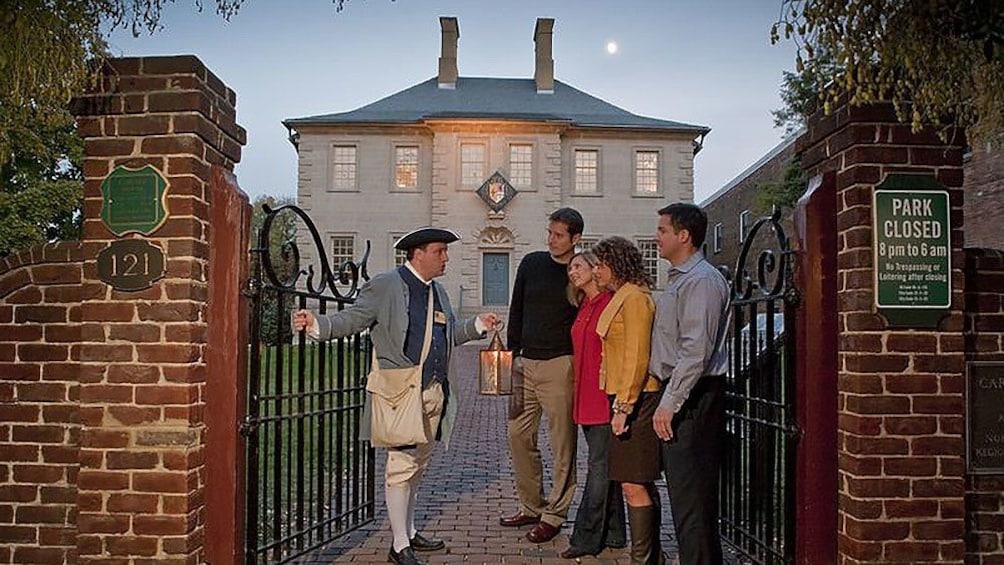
{"left": 478, "top": 321, "right": 512, "bottom": 395}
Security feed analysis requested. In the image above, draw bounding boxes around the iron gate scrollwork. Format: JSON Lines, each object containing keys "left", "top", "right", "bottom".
{"left": 243, "top": 204, "right": 376, "bottom": 564}
{"left": 720, "top": 209, "right": 800, "bottom": 565}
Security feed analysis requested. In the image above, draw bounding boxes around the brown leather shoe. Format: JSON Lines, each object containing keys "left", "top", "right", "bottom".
{"left": 499, "top": 512, "right": 540, "bottom": 527}
{"left": 526, "top": 521, "right": 560, "bottom": 543}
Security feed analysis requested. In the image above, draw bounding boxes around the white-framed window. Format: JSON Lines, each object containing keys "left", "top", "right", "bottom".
{"left": 634, "top": 150, "right": 659, "bottom": 194}
{"left": 330, "top": 235, "right": 355, "bottom": 269}
{"left": 574, "top": 149, "right": 599, "bottom": 194}
{"left": 394, "top": 146, "right": 419, "bottom": 189}
{"left": 636, "top": 238, "right": 660, "bottom": 286}
{"left": 331, "top": 145, "right": 357, "bottom": 191}
{"left": 575, "top": 236, "right": 599, "bottom": 253}
{"left": 739, "top": 210, "right": 752, "bottom": 243}
{"left": 461, "top": 143, "right": 485, "bottom": 188}
{"left": 714, "top": 223, "right": 723, "bottom": 254}
{"left": 390, "top": 234, "right": 408, "bottom": 268}
{"left": 509, "top": 144, "right": 533, "bottom": 188}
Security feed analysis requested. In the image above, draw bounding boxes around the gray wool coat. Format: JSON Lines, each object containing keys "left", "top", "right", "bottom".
{"left": 314, "top": 268, "right": 483, "bottom": 449}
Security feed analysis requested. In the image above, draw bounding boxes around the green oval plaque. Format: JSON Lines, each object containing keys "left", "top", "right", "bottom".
{"left": 100, "top": 165, "right": 169, "bottom": 236}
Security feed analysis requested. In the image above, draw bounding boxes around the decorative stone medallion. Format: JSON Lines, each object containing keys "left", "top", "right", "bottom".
{"left": 476, "top": 171, "right": 517, "bottom": 213}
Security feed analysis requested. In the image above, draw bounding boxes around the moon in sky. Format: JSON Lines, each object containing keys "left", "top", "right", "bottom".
{"left": 606, "top": 41, "right": 618, "bottom": 55}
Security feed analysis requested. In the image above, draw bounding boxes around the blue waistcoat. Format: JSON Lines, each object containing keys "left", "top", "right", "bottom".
{"left": 399, "top": 266, "right": 449, "bottom": 389}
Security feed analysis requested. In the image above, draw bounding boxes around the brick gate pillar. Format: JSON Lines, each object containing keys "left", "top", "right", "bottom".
{"left": 800, "top": 105, "right": 967, "bottom": 564}
{"left": 71, "top": 56, "right": 247, "bottom": 564}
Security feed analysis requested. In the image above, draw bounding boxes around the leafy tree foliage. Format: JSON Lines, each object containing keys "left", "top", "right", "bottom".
{"left": 0, "top": 110, "right": 83, "bottom": 255}
{"left": 773, "top": 0, "right": 1004, "bottom": 145}
{"left": 1, "top": 1, "right": 245, "bottom": 159}
{"left": 250, "top": 195, "right": 298, "bottom": 346}
{"left": 0, "top": 0, "right": 355, "bottom": 256}
{"left": 755, "top": 158, "right": 808, "bottom": 214}
{"left": 0, "top": 0, "right": 244, "bottom": 255}
{"left": 772, "top": 47, "right": 840, "bottom": 136}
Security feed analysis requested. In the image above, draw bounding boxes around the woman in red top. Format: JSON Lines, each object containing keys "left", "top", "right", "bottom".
{"left": 561, "top": 251, "right": 627, "bottom": 559}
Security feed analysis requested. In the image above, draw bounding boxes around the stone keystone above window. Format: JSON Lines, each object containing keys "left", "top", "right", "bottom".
{"left": 476, "top": 171, "right": 517, "bottom": 213}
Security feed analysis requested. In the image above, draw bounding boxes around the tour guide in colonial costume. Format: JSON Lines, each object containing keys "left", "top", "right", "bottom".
{"left": 293, "top": 227, "right": 497, "bottom": 565}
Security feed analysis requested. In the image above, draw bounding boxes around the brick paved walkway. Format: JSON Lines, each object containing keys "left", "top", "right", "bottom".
{"left": 304, "top": 345, "right": 686, "bottom": 564}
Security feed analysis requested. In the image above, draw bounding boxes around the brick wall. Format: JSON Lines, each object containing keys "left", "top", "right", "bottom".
{"left": 962, "top": 146, "right": 1004, "bottom": 250}
{"left": 964, "top": 248, "right": 1004, "bottom": 564}
{"left": 0, "top": 242, "right": 83, "bottom": 564}
{"left": 0, "top": 55, "right": 247, "bottom": 565}
{"left": 800, "top": 102, "right": 968, "bottom": 564}
{"left": 70, "top": 55, "right": 246, "bottom": 564}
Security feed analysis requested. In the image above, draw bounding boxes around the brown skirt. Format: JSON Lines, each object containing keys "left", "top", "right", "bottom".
{"left": 608, "top": 391, "right": 662, "bottom": 483}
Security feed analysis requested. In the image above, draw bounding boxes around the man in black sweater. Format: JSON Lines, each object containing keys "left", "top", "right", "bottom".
{"left": 500, "top": 207, "right": 583, "bottom": 544}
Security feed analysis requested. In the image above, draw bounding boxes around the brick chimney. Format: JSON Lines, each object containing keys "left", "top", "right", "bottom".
{"left": 534, "top": 18, "right": 555, "bottom": 93}
{"left": 438, "top": 16, "right": 459, "bottom": 89}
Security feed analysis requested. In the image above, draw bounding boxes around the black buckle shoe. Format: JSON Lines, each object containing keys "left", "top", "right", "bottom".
{"left": 409, "top": 532, "right": 446, "bottom": 552}
{"left": 388, "top": 546, "right": 425, "bottom": 565}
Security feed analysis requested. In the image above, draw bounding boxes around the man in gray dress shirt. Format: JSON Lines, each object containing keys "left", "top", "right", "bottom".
{"left": 649, "top": 203, "right": 731, "bottom": 565}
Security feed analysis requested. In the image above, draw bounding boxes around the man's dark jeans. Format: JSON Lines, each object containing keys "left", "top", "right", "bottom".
{"left": 568, "top": 423, "right": 626, "bottom": 553}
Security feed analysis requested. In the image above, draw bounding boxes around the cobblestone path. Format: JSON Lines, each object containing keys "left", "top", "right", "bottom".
{"left": 304, "top": 345, "right": 687, "bottom": 564}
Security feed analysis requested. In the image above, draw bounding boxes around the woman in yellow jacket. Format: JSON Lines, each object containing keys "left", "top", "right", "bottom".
{"left": 592, "top": 236, "right": 664, "bottom": 565}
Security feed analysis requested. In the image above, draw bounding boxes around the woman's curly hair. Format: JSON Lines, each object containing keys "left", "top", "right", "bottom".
{"left": 592, "top": 236, "right": 653, "bottom": 289}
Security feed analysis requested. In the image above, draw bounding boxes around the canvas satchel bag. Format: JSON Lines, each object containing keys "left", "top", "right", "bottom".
{"left": 365, "top": 287, "right": 435, "bottom": 448}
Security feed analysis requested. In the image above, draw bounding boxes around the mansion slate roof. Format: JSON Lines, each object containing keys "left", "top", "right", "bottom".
{"left": 284, "top": 77, "right": 710, "bottom": 134}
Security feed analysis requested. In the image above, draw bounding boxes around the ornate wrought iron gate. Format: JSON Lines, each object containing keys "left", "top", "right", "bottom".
{"left": 720, "top": 209, "right": 800, "bottom": 564}
{"left": 243, "top": 204, "right": 375, "bottom": 564}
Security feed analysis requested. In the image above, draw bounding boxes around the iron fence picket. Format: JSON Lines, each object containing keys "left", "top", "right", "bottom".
{"left": 720, "top": 210, "right": 800, "bottom": 565}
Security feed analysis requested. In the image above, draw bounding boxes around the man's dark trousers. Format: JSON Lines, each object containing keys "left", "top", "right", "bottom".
{"left": 661, "top": 375, "right": 726, "bottom": 565}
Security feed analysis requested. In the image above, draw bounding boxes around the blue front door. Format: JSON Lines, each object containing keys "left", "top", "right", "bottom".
{"left": 482, "top": 253, "right": 509, "bottom": 306}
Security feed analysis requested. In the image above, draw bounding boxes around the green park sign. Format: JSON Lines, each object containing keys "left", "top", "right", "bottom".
{"left": 100, "top": 165, "right": 169, "bottom": 236}
{"left": 872, "top": 174, "right": 951, "bottom": 327}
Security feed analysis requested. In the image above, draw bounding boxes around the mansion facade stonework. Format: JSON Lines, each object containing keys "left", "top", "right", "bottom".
{"left": 284, "top": 17, "right": 708, "bottom": 316}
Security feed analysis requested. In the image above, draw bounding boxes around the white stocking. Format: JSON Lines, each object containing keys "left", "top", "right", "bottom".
{"left": 385, "top": 484, "right": 411, "bottom": 551}
{"left": 406, "top": 482, "right": 419, "bottom": 538}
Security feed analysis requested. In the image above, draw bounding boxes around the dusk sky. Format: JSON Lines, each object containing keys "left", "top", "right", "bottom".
{"left": 106, "top": 0, "right": 798, "bottom": 204}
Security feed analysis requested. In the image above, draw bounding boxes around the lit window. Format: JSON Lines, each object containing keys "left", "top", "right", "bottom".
{"left": 395, "top": 146, "right": 418, "bottom": 189}
{"left": 714, "top": 223, "right": 723, "bottom": 254}
{"left": 739, "top": 210, "right": 752, "bottom": 243}
{"left": 635, "top": 151, "right": 659, "bottom": 194}
{"left": 331, "top": 146, "right": 356, "bottom": 190}
{"left": 574, "top": 149, "right": 598, "bottom": 194}
{"left": 461, "top": 143, "right": 485, "bottom": 188}
{"left": 331, "top": 236, "right": 355, "bottom": 269}
{"left": 509, "top": 144, "right": 533, "bottom": 188}
{"left": 637, "top": 239, "right": 660, "bottom": 285}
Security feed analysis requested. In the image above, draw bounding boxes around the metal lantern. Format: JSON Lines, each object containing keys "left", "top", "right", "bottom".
{"left": 479, "top": 321, "right": 512, "bottom": 395}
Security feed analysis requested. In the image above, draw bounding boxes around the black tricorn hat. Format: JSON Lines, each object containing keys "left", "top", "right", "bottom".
{"left": 394, "top": 227, "right": 461, "bottom": 251}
